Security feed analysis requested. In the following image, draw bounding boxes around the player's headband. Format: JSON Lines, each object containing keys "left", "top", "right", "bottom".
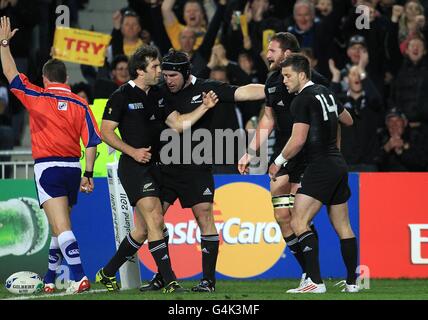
{"left": 161, "top": 60, "right": 191, "bottom": 81}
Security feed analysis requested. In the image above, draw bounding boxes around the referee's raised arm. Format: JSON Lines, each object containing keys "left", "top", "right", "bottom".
{"left": 0, "top": 16, "right": 19, "bottom": 83}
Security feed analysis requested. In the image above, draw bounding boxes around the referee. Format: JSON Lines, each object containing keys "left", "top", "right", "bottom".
{"left": 158, "top": 49, "right": 265, "bottom": 292}
{"left": 96, "top": 46, "right": 186, "bottom": 293}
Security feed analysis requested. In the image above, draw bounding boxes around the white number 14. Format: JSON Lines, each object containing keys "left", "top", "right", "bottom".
{"left": 315, "top": 94, "right": 338, "bottom": 121}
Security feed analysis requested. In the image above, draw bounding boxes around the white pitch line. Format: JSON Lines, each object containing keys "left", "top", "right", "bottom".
{"left": 2, "top": 288, "right": 108, "bottom": 300}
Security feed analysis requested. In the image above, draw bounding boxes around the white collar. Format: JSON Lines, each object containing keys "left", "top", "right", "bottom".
{"left": 298, "top": 80, "right": 314, "bottom": 94}
{"left": 190, "top": 75, "right": 197, "bottom": 84}
{"left": 128, "top": 80, "right": 136, "bottom": 87}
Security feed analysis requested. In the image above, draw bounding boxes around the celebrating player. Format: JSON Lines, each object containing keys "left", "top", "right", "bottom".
{"left": 268, "top": 54, "right": 358, "bottom": 293}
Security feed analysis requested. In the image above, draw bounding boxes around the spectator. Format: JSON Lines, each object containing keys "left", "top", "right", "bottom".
{"left": 286, "top": 0, "right": 342, "bottom": 77}
{"left": 161, "top": 0, "right": 207, "bottom": 50}
{"left": 330, "top": 61, "right": 383, "bottom": 171}
{"left": 71, "top": 82, "right": 93, "bottom": 104}
{"left": 224, "top": 0, "right": 283, "bottom": 61}
{"left": 398, "top": 0, "right": 427, "bottom": 52}
{"left": 165, "top": 1, "right": 227, "bottom": 75}
{"left": 375, "top": 108, "right": 428, "bottom": 171}
{"left": 389, "top": 36, "right": 428, "bottom": 125}
{"left": 108, "top": 9, "right": 148, "bottom": 62}
{"left": 93, "top": 54, "right": 130, "bottom": 99}
{"left": 341, "top": 1, "right": 388, "bottom": 94}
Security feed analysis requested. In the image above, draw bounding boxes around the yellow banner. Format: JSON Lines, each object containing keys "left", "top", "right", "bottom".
{"left": 263, "top": 29, "right": 276, "bottom": 54}
{"left": 240, "top": 14, "right": 248, "bottom": 38}
{"left": 53, "top": 27, "right": 111, "bottom": 67}
{"left": 80, "top": 99, "right": 121, "bottom": 177}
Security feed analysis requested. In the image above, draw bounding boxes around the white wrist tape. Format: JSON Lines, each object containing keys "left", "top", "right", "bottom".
{"left": 274, "top": 154, "right": 288, "bottom": 167}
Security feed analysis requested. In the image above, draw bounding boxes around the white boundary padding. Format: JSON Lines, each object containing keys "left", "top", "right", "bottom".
{"left": 106, "top": 161, "right": 141, "bottom": 289}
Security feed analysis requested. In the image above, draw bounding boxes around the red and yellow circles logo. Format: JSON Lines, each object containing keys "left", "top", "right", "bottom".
{"left": 139, "top": 182, "right": 285, "bottom": 278}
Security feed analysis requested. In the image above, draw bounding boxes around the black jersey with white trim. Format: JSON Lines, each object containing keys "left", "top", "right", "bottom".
{"left": 161, "top": 76, "right": 238, "bottom": 168}
{"left": 102, "top": 80, "right": 165, "bottom": 163}
{"left": 265, "top": 69, "right": 329, "bottom": 150}
{"left": 290, "top": 83, "right": 345, "bottom": 163}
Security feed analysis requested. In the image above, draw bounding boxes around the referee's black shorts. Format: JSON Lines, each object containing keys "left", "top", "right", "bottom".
{"left": 297, "top": 155, "right": 351, "bottom": 206}
{"left": 269, "top": 150, "right": 305, "bottom": 184}
{"left": 118, "top": 155, "right": 161, "bottom": 206}
{"left": 160, "top": 165, "right": 214, "bottom": 208}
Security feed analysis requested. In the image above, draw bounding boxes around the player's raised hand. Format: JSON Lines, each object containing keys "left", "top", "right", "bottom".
{"left": 132, "top": 146, "right": 152, "bottom": 163}
{"left": 0, "top": 16, "right": 18, "bottom": 41}
{"left": 202, "top": 91, "right": 219, "bottom": 109}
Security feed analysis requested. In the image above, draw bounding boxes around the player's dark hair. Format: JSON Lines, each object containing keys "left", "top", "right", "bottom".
{"left": 161, "top": 49, "right": 191, "bottom": 81}
{"left": 270, "top": 32, "right": 300, "bottom": 53}
{"left": 42, "top": 59, "right": 67, "bottom": 83}
{"left": 128, "top": 45, "right": 160, "bottom": 79}
{"left": 280, "top": 53, "right": 311, "bottom": 79}
{"left": 112, "top": 54, "right": 129, "bottom": 70}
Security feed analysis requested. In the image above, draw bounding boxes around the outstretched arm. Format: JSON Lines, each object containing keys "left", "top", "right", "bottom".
{"left": 234, "top": 84, "right": 265, "bottom": 101}
{"left": 165, "top": 91, "right": 218, "bottom": 132}
{"left": 0, "top": 16, "right": 19, "bottom": 83}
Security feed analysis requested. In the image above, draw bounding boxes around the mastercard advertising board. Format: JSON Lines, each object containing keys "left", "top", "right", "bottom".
{"left": 136, "top": 174, "right": 360, "bottom": 280}
{"left": 65, "top": 174, "right": 359, "bottom": 281}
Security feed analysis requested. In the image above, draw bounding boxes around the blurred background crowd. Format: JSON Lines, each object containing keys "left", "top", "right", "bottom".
{"left": 1, "top": 0, "right": 428, "bottom": 174}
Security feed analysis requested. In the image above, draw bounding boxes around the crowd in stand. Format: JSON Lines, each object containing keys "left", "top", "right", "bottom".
{"left": 1, "top": 0, "right": 428, "bottom": 173}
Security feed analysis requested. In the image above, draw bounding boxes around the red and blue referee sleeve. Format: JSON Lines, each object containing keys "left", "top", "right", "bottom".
{"left": 9, "top": 73, "right": 43, "bottom": 110}
{"left": 81, "top": 105, "right": 102, "bottom": 148}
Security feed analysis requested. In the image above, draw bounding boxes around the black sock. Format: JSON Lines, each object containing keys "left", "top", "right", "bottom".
{"left": 340, "top": 237, "right": 358, "bottom": 285}
{"left": 201, "top": 234, "right": 219, "bottom": 284}
{"left": 103, "top": 233, "right": 141, "bottom": 277}
{"left": 157, "top": 227, "right": 171, "bottom": 275}
{"left": 163, "top": 227, "right": 170, "bottom": 255}
{"left": 284, "top": 234, "right": 306, "bottom": 273}
{"left": 310, "top": 223, "right": 318, "bottom": 240}
{"left": 298, "top": 231, "right": 322, "bottom": 284}
{"left": 149, "top": 239, "right": 175, "bottom": 284}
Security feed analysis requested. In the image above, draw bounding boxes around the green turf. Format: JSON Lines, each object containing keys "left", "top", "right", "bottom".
{"left": 1, "top": 279, "right": 427, "bottom": 300}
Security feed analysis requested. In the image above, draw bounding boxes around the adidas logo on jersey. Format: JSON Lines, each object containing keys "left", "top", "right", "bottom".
{"left": 191, "top": 94, "right": 203, "bottom": 104}
{"left": 161, "top": 254, "right": 169, "bottom": 261}
{"left": 277, "top": 100, "right": 285, "bottom": 106}
{"left": 202, "top": 248, "right": 210, "bottom": 254}
{"left": 203, "top": 188, "right": 212, "bottom": 196}
{"left": 58, "top": 101, "right": 68, "bottom": 111}
{"left": 303, "top": 246, "right": 313, "bottom": 252}
{"left": 149, "top": 114, "right": 156, "bottom": 120}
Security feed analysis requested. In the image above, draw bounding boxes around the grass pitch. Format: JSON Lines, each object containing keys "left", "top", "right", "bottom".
{"left": 1, "top": 279, "right": 427, "bottom": 300}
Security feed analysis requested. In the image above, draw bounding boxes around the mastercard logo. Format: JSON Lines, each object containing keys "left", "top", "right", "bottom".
{"left": 139, "top": 182, "right": 285, "bottom": 278}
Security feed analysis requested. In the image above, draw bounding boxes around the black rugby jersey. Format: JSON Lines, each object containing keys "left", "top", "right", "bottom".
{"left": 291, "top": 83, "right": 345, "bottom": 162}
{"left": 102, "top": 80, "right": 165, "bottom": 163}
{"left": 265, "top": 69, "right": 329, "bottom": 150}
{"left": 162, "top": 76, "right": 238, "bottom": 168}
